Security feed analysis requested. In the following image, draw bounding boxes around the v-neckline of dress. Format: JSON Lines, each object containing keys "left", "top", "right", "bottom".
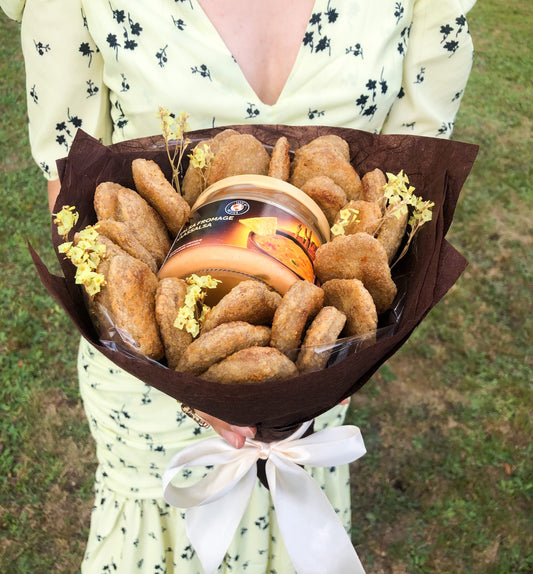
{"left": 195, "top": 0, "right": 319, "bottom": 108}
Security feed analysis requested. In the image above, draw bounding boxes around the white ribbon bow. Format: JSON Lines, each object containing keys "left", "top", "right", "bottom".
{"left": 163, "top": 420, "right": 367, "bottom": 574}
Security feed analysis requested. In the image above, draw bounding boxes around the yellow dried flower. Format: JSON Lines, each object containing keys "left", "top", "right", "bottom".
{"left": 53, "top": 205, "right": 79, "bottom": 238}
{"left": 54, "top": 207, "right": 107, "bottom": 296}
{"left": 173, "top": 274, "right": 221, "bottom": 338}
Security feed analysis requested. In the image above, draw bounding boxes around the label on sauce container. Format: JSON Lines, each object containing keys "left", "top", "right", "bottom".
{"left": 159, "top": 197, "right": 322, "bottom": 296}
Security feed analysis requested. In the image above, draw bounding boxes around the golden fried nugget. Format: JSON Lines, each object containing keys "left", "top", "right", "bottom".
{"left": 290, "top": 147, "right": 362, "bottom": 201}
{"left": 314, "top": 233, "right": 397, "bottom": 314}
{"left": 268, "top": 136, "right": 291, "bottom": 181}
{"left": 293, "top": 135, "right": 350, "bottom": 163}
{"left": 90, "top": 254, "right": 164, "bottom": 360}
{"left": 95, "top": 182, "right": 171, "bottom": 267}
{"left": 95, "top": 219, "right": 158, "bottom": 273}
{"left": 334, "top": 199, "right": 382, "bottom": 236}
{"left": 182, "top": 129, "right": 240, "bottom": 206}
{"left": 361, "top": 168, "right": 387, "bottom": 212}
{"left": 376, "top": 209, "right": 409, "bottom": 263}
{"left": 296, "top": 306, "right": 347, "bottom": 374}
{"left": 132, "top": 158, "right": 190, "bottom": 236}
{"left": 301, "top": 176, "right": 347, "bottom": 225}
{"left": 202, "top": 280, "right": 282, "bottom": 332}
{"left": 155, "top": 277, "right": 192, "bottom": 369}
{"left": 201, "top": 346, "right": 298, "bottom": 384}
{"left": 177, "top": 321, "right": 271, "bottom": 375}
{"left": 94, "top": 182, "right": 123, "bottom": 220}
{"left": 208, "top": 134, "right": 270, "bottom": 186}
{"left": 270, "top": 280, "right": 324, "bottom": 357}
{"left": 322, "top": 279, "right": 378, "bottom": 344}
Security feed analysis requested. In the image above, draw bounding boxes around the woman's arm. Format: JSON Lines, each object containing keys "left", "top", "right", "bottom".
{"left": 382, "top": 0, "right": 476, "bottom": 139}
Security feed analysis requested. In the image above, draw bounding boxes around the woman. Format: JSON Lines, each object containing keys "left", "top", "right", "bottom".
{"left": 2, "top": 1, "right": 476, "bottom": 572}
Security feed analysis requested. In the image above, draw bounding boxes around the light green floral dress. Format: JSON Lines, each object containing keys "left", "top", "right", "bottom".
{"left": 2, "top": 0, "right": 476, "bottom": 571}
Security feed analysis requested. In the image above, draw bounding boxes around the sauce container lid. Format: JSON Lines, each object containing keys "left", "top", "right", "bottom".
{"left": 191, "top": 174, "right": 331, "bottom": 241}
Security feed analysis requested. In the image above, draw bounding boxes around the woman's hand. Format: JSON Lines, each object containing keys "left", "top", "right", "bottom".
{"left": 195, "top": 410, "right": 256, "bottom": 449}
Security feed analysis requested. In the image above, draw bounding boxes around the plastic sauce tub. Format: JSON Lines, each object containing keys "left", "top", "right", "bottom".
{"left": 158, "top": 175, "right": 330, "bottom": 300}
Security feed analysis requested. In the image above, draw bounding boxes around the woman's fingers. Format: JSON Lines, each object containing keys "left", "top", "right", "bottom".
{"left": 196, "top": 409, "right": 256, "bottom": 449}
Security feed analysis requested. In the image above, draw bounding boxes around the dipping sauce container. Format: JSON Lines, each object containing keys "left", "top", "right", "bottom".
{"left": 158, "top": 175, "right": 330, "bottom": 299}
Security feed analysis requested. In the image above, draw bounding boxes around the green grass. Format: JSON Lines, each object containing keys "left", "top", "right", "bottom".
{"left": 1, "top": 1, "right": 532, "bottom": 572}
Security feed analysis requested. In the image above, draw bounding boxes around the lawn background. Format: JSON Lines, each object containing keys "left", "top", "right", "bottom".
{"left": 1, "top": 1, "right": 532, "bottom": 573}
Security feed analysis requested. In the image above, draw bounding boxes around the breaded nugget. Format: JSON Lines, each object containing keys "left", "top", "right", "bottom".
{"left": 131, "top": 158, "right": 190, "bottom": 236}
{"left": 270, "top": 280, "right": 324, "bottom": 357}
{"left": 268, "top": 136, "right": 291, "bottom": 181}
{"left": 201, "top": 346, "right": 298, "bottom": 384}
{"left": 94, "top": 182, "right": 122, "bottom": 220}
{"left": 296, "top": 306, "right": 347, "bottom": 374}
{"left": 114, "top": 186, "right": 171, "bottom": 266}
{"left": 376, "top": 209, "right": 409, "bottom": 263}
{"left": 290, "top": 147, "right": 362, "bottom": 200}
{"left": 155, "top": 277, "right": 192, "bottom": 368}
{"left": 95, "top": 219, "right": 158, "bottom": 273}
{"left": 333, "top": 200, "right": 382, "bottom": 236}
{"left": 314, "top": 233, "right": 397, "bottom": 314}
{"left": 361, "top": 168, "right": 387, "bottom": 212}
{"left": 208, "top": 133, "right": 270, "bottom": 186}
{"left": 182, "top": 129, "right": 240, "bottom": 206}
{"left": 322, "top": 279, "right": 378, "bottom": 344}
{"left": 90, "top": 254, "right": 164, "bottom": 360}
{"left": 177, "top": 321, "right": 271, "bottom": 375}
{"left": 301, "top": 176, "right": 347, "bottom": 225}
{"left": 293, "top": 135, "right": 350, "bottom": 163}
{"left": 202, "top": 280, "right": 282, "bottom": 332}
{"left": 94, "top": 182, "right": 171, "bottom": 267}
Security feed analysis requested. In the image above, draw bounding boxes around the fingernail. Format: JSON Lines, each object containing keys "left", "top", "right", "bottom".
{"left": 231, "top": 425, "right": 256, "bottom": 438}
{"left": 221, "top": 429, "right": 242, "bottom": 449}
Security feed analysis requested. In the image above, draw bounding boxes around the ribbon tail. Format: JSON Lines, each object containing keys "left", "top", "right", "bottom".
{"left": 186, "top": 465, "right": 257, "bottom": 574}
{"left": 267, "top": 455, "right": 366, "bottom": 574}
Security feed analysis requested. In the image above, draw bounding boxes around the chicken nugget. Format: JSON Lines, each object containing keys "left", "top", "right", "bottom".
{"left": 95, "top": 182, "right": 171, "bottom": 267}
{"left": 301, "top": 176, "right": 347, "bottom": 225}
{"left": 290, "top": 147, "right": 362, "bottom": 201}
{"left": 293, "top": 135, "right": 350, "bottom": 163}
{"left": 322, "top": 279, "right": 378, "bottom": 345}
{"left": 270, "top": 280, "right": 324, "bottom": 357}
{"left": 268, "top": 136, "right": 291, "bottom": 181}
{"left": 94, "top": 182, "right": 123, "bottom": 220}
{"left": 333, "top": 200, "right": 382, "bottom": 236}
{"left": 94, "top": 219, "right": 158, "bottom": 273}
{"left": 155, "top": 277, "right": 193, "bottom": 368}
{"left": 90, "top": 254, "right": 164, "bottom": 360}
{"left": 132, "top": 158, "right": 190, "bottom": 236}
{"left": 115, "top": 187, "right": 171, "bottom": 266}
{"left": 177, "top": 322, "right": 271, "bottom": 375}
{"left": 376, "top": 209, "right": 409, "bottom": 263}
{"left": 208, "top": 134, "right": 270, "bottom": 186}
{"left": 314, "top": 233, "right": 397, "bottom": 314}
{"left": 201, "top": 346, "right": 298, "bottom": 384}
{"left": 361, "top": 168, "right": 387, "bottom": 212}
{"left": 296, "top": 306, "right": 347, "bottom": 374}
{"left": 202, "top": 280, "right": 282, "bottom": 332}
{"left": 182, "top": 129, "right": 240, "bottom": 206}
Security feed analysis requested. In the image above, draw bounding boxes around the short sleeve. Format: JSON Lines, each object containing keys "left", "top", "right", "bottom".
{"left": 1, "top": 0, "right": 25, "bottom": 21}
{"left": 19, "top": 0, "right": 111, "bottom": 179}
{"left": 381, "top": 0, "right": 476, "bottom": 139}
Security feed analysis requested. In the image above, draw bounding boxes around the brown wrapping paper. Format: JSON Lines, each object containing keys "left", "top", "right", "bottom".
{"left": 29, "top": 125, "right": 478, "bottom": 439}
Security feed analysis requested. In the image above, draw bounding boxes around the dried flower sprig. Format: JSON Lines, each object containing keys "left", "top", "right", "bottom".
{"left": 156, "top": 106, "right": 191, "bottom": 194}
{"left": 174, "top": 274, "right": 221, "bottom": 338}
{"left": 330, "top": 207, "right": 360, "bottom": 237}
{"left": 54, "top": 207, "right": 107, "bottom": 296}
{"left": 188, "top": 142, "right": 214, "bottom": 192}
{"left": 377, "top": 170, "right": 434, "bottom": 265}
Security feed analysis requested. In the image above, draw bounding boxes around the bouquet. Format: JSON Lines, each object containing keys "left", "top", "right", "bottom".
{"left": 30, "top": 124, "right": 477, "bottom": 573}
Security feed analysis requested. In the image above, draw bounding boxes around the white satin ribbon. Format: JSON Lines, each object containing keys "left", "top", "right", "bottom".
{"left": 162, "top": 420, "right": 367, "bottom": 574}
